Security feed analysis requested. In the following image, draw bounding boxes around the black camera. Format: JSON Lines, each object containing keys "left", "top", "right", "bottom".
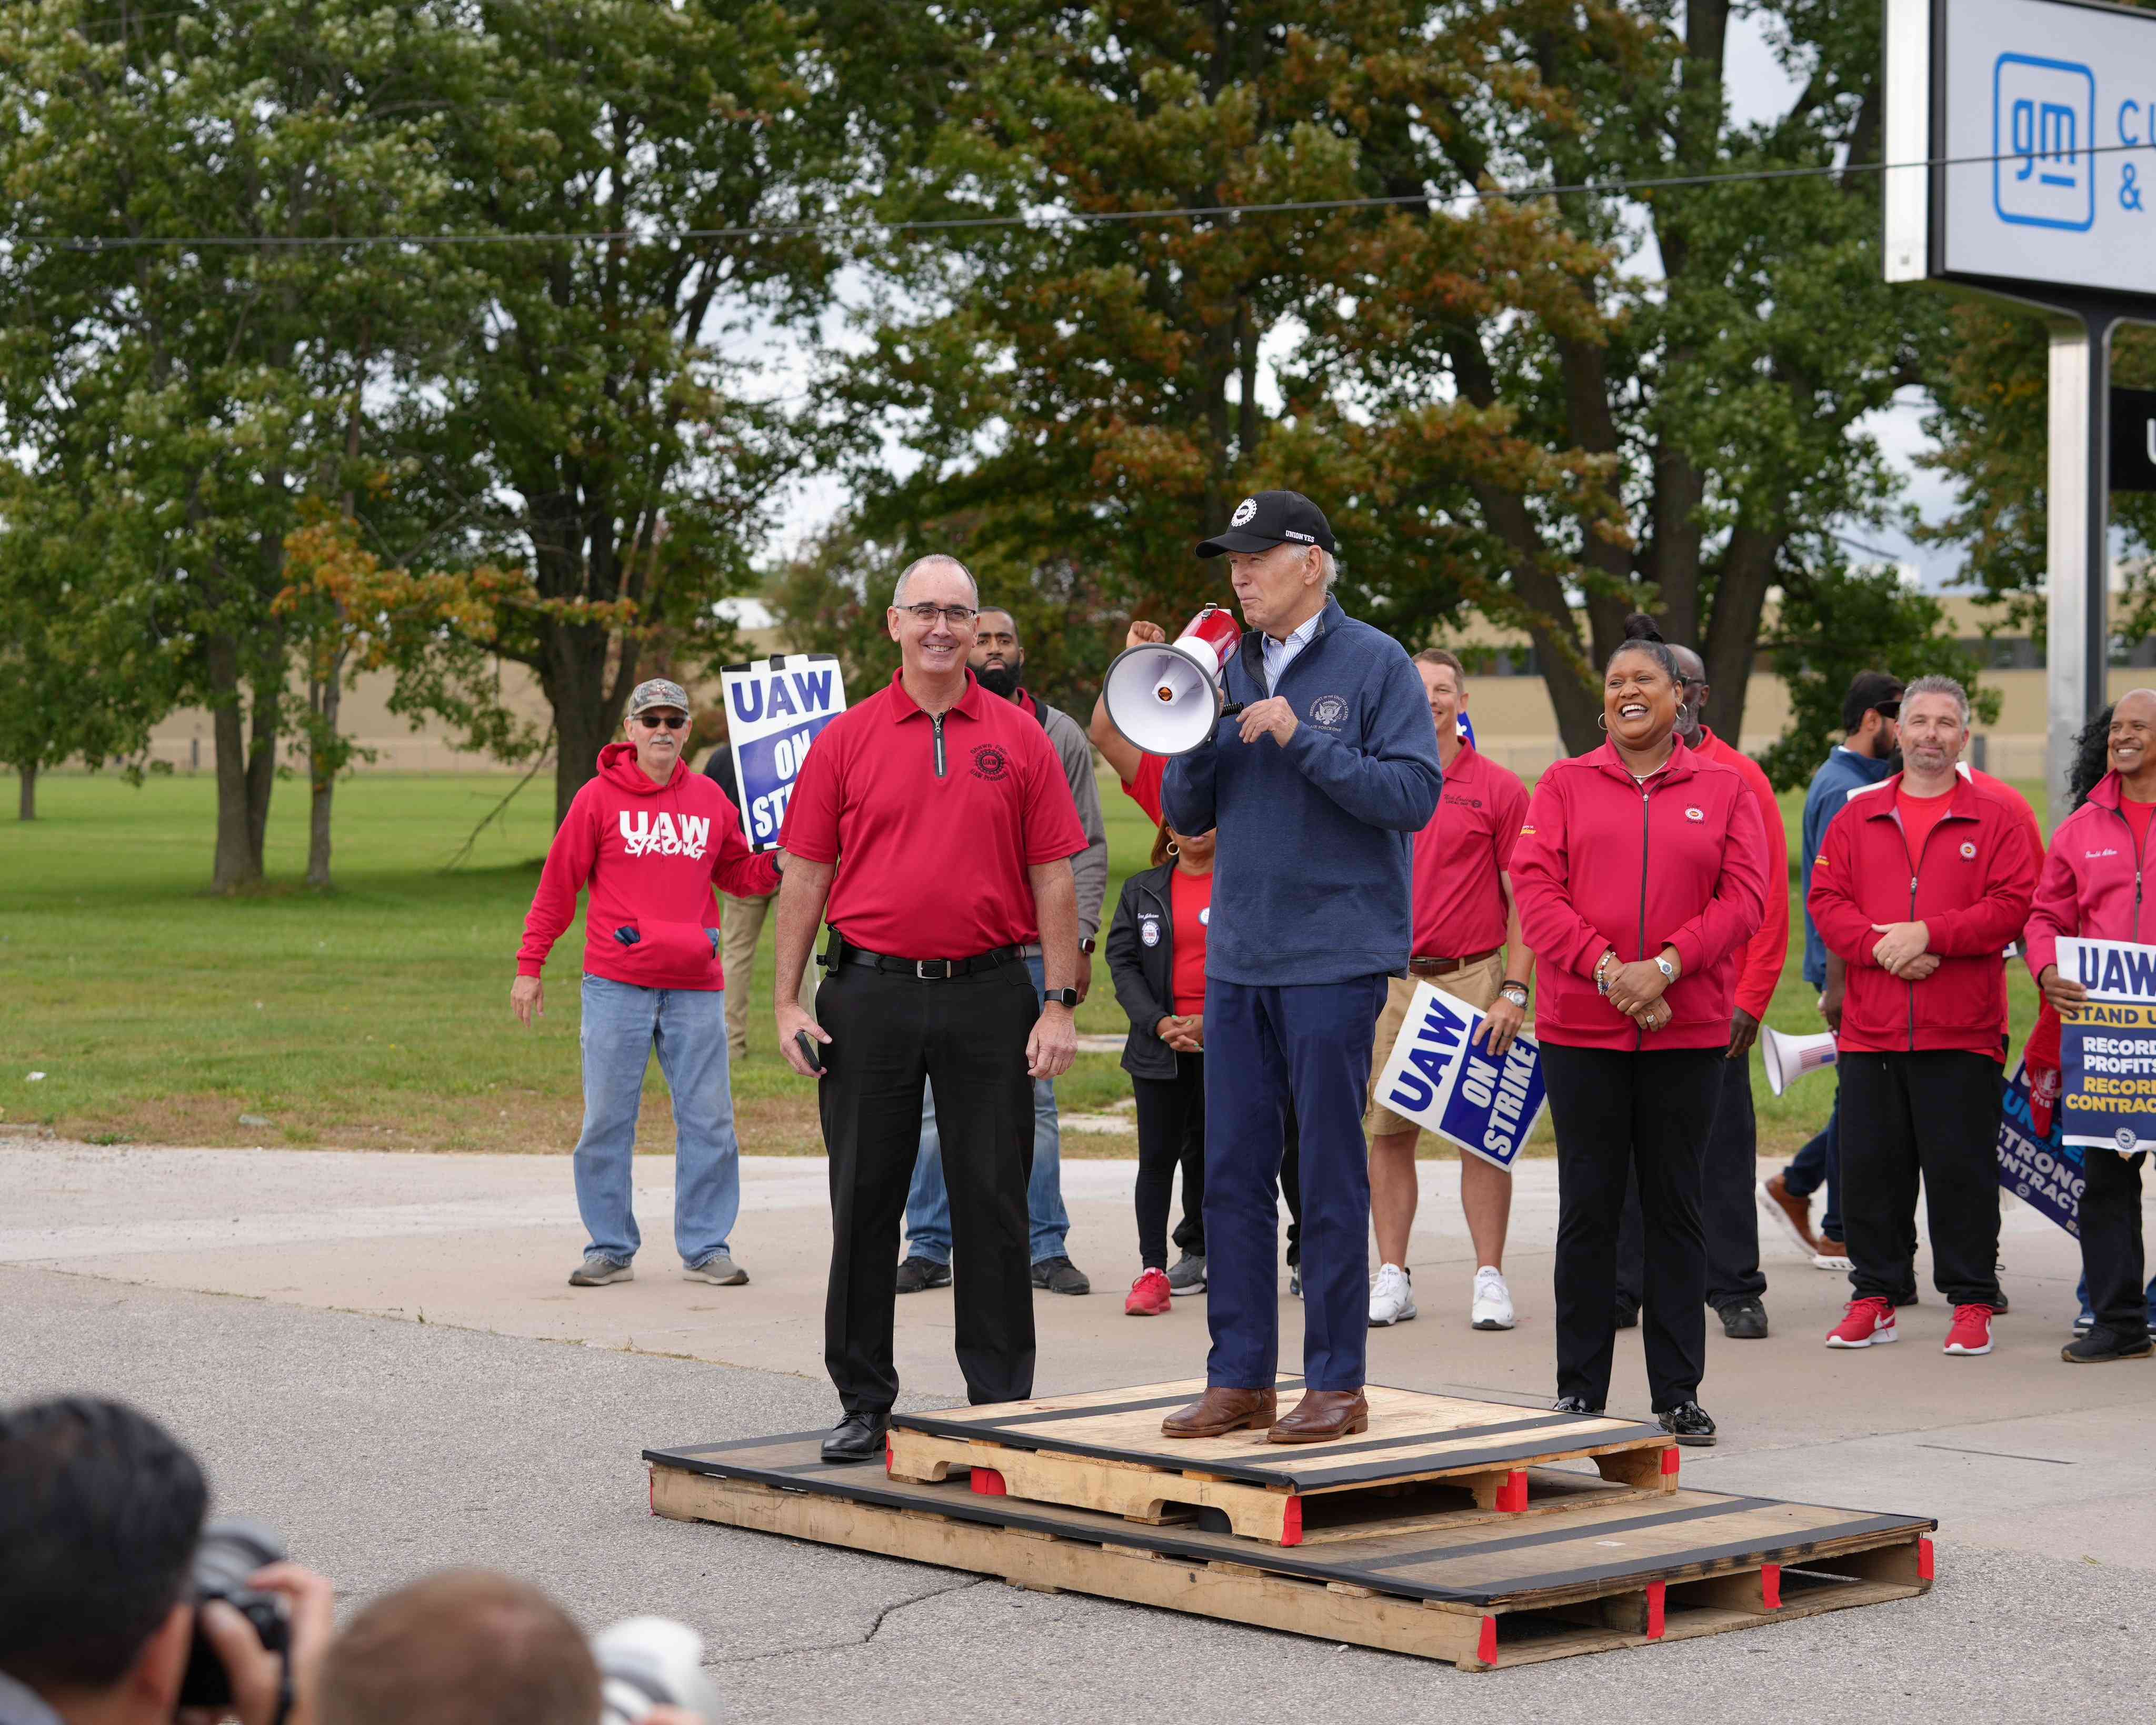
{"left": 176, "top": 1519, "right": 291, "bottom": 1709}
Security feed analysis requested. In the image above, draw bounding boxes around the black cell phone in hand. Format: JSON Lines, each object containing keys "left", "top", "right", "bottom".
{"left": 795, "top": 1030, "right": 827, "bottom": 1076}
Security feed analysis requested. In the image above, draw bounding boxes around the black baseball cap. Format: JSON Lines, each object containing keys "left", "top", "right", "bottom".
{"left": 1842, "top": 671, "right": 1905, "bottom": 733}
{"left": 1196, "top": 490, "right": 1336, "bottom": 558}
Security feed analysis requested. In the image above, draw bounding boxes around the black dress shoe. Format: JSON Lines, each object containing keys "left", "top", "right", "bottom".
{"left": 1657, "top": 1401, "right": 1718, "bottom": 1446}
{"left": 820, "top": 1411, "right": 891, "bottom": 1464}
{"left": 1551, "top": 1394, "right": 1605, "bottom": 1415}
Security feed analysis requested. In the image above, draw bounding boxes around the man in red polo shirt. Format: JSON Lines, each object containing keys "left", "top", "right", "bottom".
{"left": 773, "top": 553, "right": 1089, "bottom": 1463}
{"left": 1365, "top": 650, "right": 1534, "bottom": 1332}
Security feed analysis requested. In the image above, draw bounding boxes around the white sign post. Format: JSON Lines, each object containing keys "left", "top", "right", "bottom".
{"left": 718, "top": 653, "right": 846, "bottom": 852}
{"left": 1884, "top": 0, "right": 2156, "bottom": 820}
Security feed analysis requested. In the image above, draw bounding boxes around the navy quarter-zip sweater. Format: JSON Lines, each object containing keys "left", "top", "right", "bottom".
{"left": 1161, "top": 596, "right": 1443, "bottom": 986}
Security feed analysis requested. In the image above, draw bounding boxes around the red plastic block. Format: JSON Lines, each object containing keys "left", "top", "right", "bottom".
{"left": 1919, "top": 1537, "right": 1935, "bottom": 1581}
{"left": 1281, "top": 1495, "right": 1303, "bottom": 1546}
{"left": 1645, "top": 1581, "right": 1666, "bottom": 1640}
{"left": 1760, "top": 1563, "right": 1782, "bottom": 1610}
{"left": 1660, "top": 1446, "right": 1681, "bottom": 1477}
{"left": 883, "top": 1437, "right": 893, "bottom": 1473}
{"left": 970, "top": 1467, "right": 1007, "bottom": 1497}
{"left": 1495, "top": 1471, "right": 1529, "bottom": 1513}
{"left": 1476, "top": 1617, "right": 1498, "bottom": 1666}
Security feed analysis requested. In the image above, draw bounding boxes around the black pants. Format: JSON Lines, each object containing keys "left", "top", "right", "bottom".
{"left": 1544, "top": 1043, "right": 1721, "bottom": 1412}
{"left": 1838, "top": 1051, "right": 2003, "bottom": 1309}
{"left": 817, "top": 960, "right": 1038, "bottom": 1413}
{"left": 1134, "top": 1053, "right": 1205, "bottom": 1268}
{"left": 1616, "top": 1054, "right": 1766, "bottom": 1312}
{"left": 2080, "top": 1148, "right": 2149, "bottom": 1340}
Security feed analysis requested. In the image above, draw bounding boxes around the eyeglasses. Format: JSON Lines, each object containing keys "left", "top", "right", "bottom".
{"left": 899, "top": 603, "right": 978, "bottom": 626}
{"left": 633, "top": 713, "right": 688, "bottom": 731}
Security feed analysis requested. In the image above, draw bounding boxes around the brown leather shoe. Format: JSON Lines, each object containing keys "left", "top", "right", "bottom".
{"left": 1758, "top": 1172, "right": 1820, "bottom": 1254}
{"left": 1267, "top": 1389, "right": 1369, "bottom": 1443}
{"left": 1160, "top": 1385, "right": 1276, "bottom": 1438}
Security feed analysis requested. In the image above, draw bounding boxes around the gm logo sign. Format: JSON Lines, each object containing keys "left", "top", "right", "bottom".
{"left": 1994, "top": 53, "right": 2096, "bottom": 230}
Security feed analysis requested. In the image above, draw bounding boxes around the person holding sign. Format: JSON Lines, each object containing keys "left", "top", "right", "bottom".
{"left": 513, "top": 678, "right": 781, "bottom": 1290}
{"left": 2025, "top": 687, "right": 2156, "bottom": 1364}
{"left": 1155, "top": 491, "right": 1443, "bottom": 1445}
{"left": 1364, "top": 649, "right": 1534, "bottom": 1334}
{"left": 1510, "top": 623, "right": 1768, "bottom": 1445}
{"left": 1105, "top": 821, "right": 1217, "bottom": 1315}
{"left": 770, "top": 554, "right": 1089, "bottom": 1464}
{"left": 1809, "top": 676, "right": 2039, "bottom": 1359}
{"left": 702, "top": 715, "right": 815, "bottom": 1062}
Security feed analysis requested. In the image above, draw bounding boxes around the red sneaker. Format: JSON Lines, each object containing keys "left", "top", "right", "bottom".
{"left": 1125, "top": 1268, "right": 1172, "bottom": 1317}
{"left": 1944, "top": 1304, "right": 1995, "bottom": 1355}
{"left": 1825, "top": 1296, "right": 1898, "bottom": 1349}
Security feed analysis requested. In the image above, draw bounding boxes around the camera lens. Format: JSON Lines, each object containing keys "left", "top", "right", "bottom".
{"left": 177, "top": 1519, "right": 291, "bottom": 1709}
{"left": 593, "top": 1617, "right": 717, "bottom": 1725}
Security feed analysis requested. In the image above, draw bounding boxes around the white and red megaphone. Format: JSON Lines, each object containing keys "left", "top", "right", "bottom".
{"left": 1101, "top": 606, "right": 1246, "bottom": 757}
{"left": 1761, "top": 1026, "right": 1838, "bottom": 1096}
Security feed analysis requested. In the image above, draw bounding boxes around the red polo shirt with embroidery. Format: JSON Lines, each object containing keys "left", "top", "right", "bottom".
{"left": 781, "top": 668, "right": 1089, "bottom": 958}
{"left": 1410, "top": 743, "right": 1530, "bottom": 958}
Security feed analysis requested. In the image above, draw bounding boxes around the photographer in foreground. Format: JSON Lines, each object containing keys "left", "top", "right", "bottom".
{"left": 0, "top": 1397, "right": 333, "bottom": 1725}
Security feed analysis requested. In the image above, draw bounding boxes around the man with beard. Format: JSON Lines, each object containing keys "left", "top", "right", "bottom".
{"left": 893, "top": 607, "right": 1110, "bottom": 1299}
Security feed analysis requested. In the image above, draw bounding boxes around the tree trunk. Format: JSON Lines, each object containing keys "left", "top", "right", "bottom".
{"left": 548, "top": 620, "right": 628, "bottom": 827}
{"left": 208, "top": 632, "right": 262, "bottom": 893}
{"left": 246, "top": 670, "right": 278, "bottom": 873}
{"left": 1700, "top": 525, "right": 1784, "bottom": 746}
{"left": 306, "top": 673, "right": 339, "bottom": 889}
{"left": 17, "top": 763, "right": 34, "bottom": 821}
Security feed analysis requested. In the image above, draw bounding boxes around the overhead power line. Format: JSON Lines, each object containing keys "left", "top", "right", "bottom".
{"left": 24, "top": 139, "right": 2147, "bottom": 253}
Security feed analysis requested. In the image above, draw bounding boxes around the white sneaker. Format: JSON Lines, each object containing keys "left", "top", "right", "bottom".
{"left": 1471, "top": 1265, "right": 1515, "bottom": 1331}
{"left": 1368, "top": 1263, "right": 1416, "bottom": 1327}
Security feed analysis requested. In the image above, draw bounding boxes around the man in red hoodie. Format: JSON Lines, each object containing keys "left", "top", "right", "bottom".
{"left": 1808, "top": 675, "right": 2039, "bottom": 1358}
{"left": 513, "top": 677, "right": 781, "bottom": 1291}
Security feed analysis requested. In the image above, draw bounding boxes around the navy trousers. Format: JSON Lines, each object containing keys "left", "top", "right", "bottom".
{"left": 1203, "top": 973, "right": 1387, "bottom": 1393}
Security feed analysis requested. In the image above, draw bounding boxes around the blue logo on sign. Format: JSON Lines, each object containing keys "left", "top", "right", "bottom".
{"left": 1994, "top": 54, "right": 2096, "bottom": 231}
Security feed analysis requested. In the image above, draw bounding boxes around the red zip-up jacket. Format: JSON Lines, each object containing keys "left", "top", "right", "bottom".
{"left": 2025, "top": 771, "right": 2152, "bottom": 979}
{"left": 517, "top": 743, "right": 781, "bottom": 991}
{"left": 1807, "top": 771, "right": 2039, "bottom": 1058}
{"left": 1512, "top": 737, "right": 1770, "bottom": 1050}
{"left": 1695, "top": 726, "right": 1791, "bottom": 1021}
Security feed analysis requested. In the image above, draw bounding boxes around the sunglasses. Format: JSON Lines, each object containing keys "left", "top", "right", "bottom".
{"left": 634, "top": 713, "right": 688, "bottom": 731}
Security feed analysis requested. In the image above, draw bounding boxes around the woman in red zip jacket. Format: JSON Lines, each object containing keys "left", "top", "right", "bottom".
{"left": 1808, "top": 676, "right": 2039, "bottom": 1360}
{"left": 1511, "top": 622, "right": 1769, "bottom": 1447}
{"left": 2025, "top": 687, "right": 2156, "bottom": 1364}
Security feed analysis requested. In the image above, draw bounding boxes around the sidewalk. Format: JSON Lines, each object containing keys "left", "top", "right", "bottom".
{"left": 4, "top": 1139, "right": 2151, "bottom": 1570}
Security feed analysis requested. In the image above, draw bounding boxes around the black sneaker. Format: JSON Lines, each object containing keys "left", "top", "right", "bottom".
{"left": 1613, "top": 1302, "right": 1640, "bottom": 1330}
{"left": 2061, "top": 1327, "right": 2153, "bottom": 1364}
{"left": 1717, "top": 1298, "right": 1769, "bottom": 1340}
{"left": 1031, "top": 1255, "right": 1091, "bottom": 1295}
{"left": 1658, "top": 1402, "right": 1718, "bottom": 1447}
{"left": 1166, "top": 1251, "right": 1207, "bottom": 1293}
{"left": 894, "top": 1256, "right": 951, "bottom": 1295}
{"left": 1552, "top": 1395, "right": 1605, "bottom": 1415}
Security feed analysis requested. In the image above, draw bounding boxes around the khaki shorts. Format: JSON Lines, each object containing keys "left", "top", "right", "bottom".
{"left": 1364, "top": 951, "right": 1509, "bottom": 1141}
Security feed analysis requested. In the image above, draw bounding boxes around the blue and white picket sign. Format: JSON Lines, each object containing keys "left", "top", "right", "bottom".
{"left": 2054, "top": 936, "right": 2156, "bottom": 1155}
{"left": 720, "top": 653, "right": 846, "bottom": 852}
{"left": 1997, "top": 1055, "right": 2082, "bottom": 1238}
{"left": 1369, "top": 981, "right": 1545, "bottom": 1171}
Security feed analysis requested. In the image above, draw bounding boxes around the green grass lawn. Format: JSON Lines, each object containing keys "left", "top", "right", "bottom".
{"left": 0, "top": 768, "right": 2047, "bottom": 1161}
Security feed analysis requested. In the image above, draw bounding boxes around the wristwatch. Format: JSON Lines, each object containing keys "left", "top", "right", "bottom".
{"left": 1080, "top": 935, "right": 1097, "bottom": 955}
{"left": 1042, "top": 987, "right": 1080, "bottom": 1008}
{"left": 1500, "top": 982, "right": 1529, "bottom": 1008}
{"left": 1654, "top": 955, "right": 1678, "bottom": 983}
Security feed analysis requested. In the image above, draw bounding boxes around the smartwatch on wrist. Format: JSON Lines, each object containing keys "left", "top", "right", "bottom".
{"left": 1080, "top": 935, "right": 1097, "bottom": 955}
{"left": 1042, "top": 988, "right": 1080, "bottom": 1008}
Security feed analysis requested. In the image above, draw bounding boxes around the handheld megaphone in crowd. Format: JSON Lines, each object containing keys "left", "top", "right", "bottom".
{"left": 1761, "top": 1026, "right": 1838, "bottom": 1096}
{"left": 1102, "top": 605, "right": 1246, "bottom": 757}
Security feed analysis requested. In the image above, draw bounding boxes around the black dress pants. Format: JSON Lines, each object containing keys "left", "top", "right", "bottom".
{"left": 1543, "top": 1043, "right": 1721, "bottom": 1412}
{"left": 2080, "top": 1148, "right": 2149, "bottom": 1341}
{"left": 818, "top": 959, "right": 1038, "bottom": 1413}
{"left": 1616, "top": 1054, "right": 1766, "bottom": 1312}
{"left": 1134, "top": 1053, "right": 1206, "bottom": 1269}
{"left": 1838, "top": 1050, "right": 2003, "bottom": 1309}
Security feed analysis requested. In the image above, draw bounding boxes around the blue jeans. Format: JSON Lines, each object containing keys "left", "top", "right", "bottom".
{"left": 1785, "top": 1079, "right": 1843, "bottom": 1241}
{"left": 572, "top": 974, "right": 741, "bottom": 1267}
{"left": 904, "top": 955, "right": 1069, "bottom": 1265}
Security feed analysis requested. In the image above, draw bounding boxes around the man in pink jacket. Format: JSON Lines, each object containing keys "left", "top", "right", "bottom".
{"left": 513, "top": 678, "right": 781, "bottom": 1289}
{"left": 2025, "top": 687, "right": 2156, "bottom": 1363}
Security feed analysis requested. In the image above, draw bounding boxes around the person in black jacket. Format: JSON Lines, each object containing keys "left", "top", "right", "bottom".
{"left": 1107, "top": 823, "right": 1217, "bottom": 1314}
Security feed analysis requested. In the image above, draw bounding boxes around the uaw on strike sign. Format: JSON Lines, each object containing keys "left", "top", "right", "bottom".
{"left": 720, "top": 653, "right": 846, "bottom": 853}
{"left": 1370, "top": 981, "right": 1546, "bottom": 1170}
{"left": 2055, "top": 936, "right": 2156, "bottom": 1156}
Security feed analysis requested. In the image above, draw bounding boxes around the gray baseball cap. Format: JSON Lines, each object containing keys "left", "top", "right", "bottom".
{"left": 626, "top": 677, "right": 691, "bottom": 716}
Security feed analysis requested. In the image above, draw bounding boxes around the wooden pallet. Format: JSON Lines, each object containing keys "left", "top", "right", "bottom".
{"left": 644, "top": 1432, "right": 1935, "bottom": 1671}
{"left": 885, "top": 1379, "right": 1678, "bottom": 1544}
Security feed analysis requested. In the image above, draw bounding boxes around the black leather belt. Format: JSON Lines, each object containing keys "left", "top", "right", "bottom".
{"left": 829, "top": 939, "right": 1024, "bottom": 980}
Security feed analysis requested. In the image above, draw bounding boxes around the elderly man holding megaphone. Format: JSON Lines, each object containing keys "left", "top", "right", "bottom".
{"left": 1104, "top": 490, "right": 1442, "bottom": 1445}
